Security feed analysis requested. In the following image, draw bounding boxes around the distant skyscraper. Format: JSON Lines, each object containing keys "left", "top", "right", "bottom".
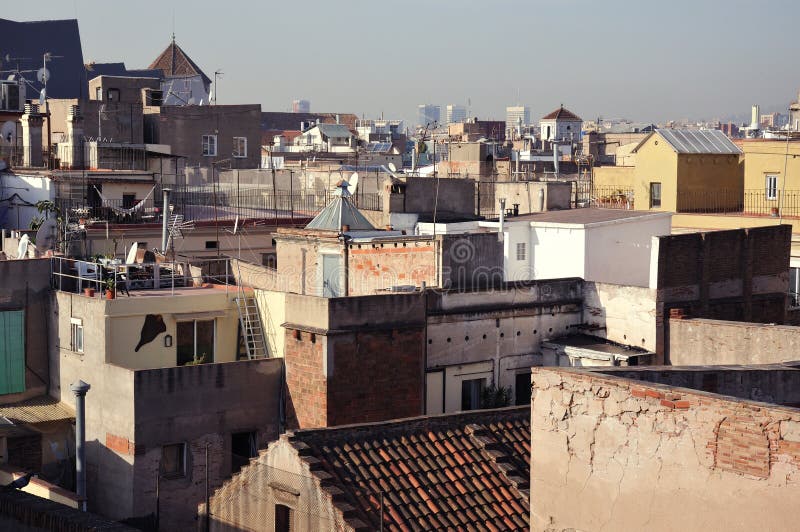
{"left": 418, "top": 104, "right": 440, "bottom": 127}
{"left": 506, "top": 106, "right": 531, "bottom": 137}
{"left": 446, "top": 104, "right": 467, "bottom": 124}
{"left": 292, "top": 99, "right": 311, "bottom": 113}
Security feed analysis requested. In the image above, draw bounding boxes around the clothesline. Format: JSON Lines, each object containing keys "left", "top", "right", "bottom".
{"left": 92, "top": 185, "right": 155, "bottom": 215}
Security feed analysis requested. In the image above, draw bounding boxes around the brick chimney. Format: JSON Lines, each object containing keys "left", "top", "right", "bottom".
{"left": 66, "top": 105, "right": 84, "bottom": 169}
{"left": 20, "top": 103, "right": 43, "bottom": 167}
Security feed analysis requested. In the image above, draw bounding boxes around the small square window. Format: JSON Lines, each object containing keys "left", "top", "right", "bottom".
{"left": 202, "top": 135, "right": 218, "bottom": 157}
{"left": 233, "top": 137, "right": 248, "bottom": 158}
{"left": 205, "top": 241, "right": 218, "bottom": 249}
{"left": 161, "top": 443, "right": 186, "bottom": 478}
{"left": 70, "top": 318, "right": 83, "bottom": 353}
{"left": 107, "top": 88, "right": 120, "bottom": 102}
{"left": 516, "top": 242, "right": 526, "bottom": 261}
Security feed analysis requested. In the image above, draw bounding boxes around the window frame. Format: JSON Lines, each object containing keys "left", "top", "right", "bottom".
{"left": 161, "top": 442, "right": 187, "bottom": 479}
{"left": 516, "top": 242, "right": 526, "bottom": 261}
{"left": 70, "top": 318, "right": 84, "bottom": 353}
{"left": 275, "top": 503, "right": 294, "bottom": 532}
{"left": 766, "top": 174, "right": 778, "bottom": 200}
{"left": 202, "top": 134, "right": 218, "bottom": 157}
{"left": 176, "top": 319, "right": 215, "bottom": 366}
{"left": 106, "top": 88, "right": 120, "bottom": 102}
{"left": 232, "top": 136, "right": 248, "bottom": 158}
{"left": 460, "top": 377, "right": 486, "bottom": 411}
{"left": 649, "top": 182, "right": 662, "bottom": 208}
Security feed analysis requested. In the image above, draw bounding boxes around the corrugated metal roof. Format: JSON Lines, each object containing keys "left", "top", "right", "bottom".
{"left": 639, "top": 129, "right": 742, "bottom": 155}
{"left": 0, "top": 396, "right": 75, "bottom": 425}
{"left": 316, "top": 123, "right": 353, "bottom": 138}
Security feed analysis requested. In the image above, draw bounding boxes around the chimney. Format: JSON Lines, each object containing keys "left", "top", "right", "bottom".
{"left": 21, "top": 103, "right": 43, "bottom": 167}
{"left": 751, "top": 105, "right": 760, "bottom": 130}
{"left": 70, "top": 380, "right": 91, "bottom": 511}
{"left": 66, "top": 105, "right": 84, "bottom": 169}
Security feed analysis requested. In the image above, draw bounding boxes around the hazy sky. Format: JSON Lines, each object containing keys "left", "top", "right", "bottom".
{"left": 5, "top": 0, "right": 800, "bottom": 125}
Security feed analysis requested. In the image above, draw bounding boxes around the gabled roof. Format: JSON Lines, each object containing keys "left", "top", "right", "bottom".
{"left": 305, "top": 181, "right": 375, "bottom": 231}
{"left": 0, "top": 18, "right": 86, "bottom": 99}
{"left": 147, "top": 38, "right": 211, "bottom": 86}
{"left": 541, "top": 105, "right": 582, "bottom": 121}
{"left": 632, "top": 128, "right": 742, "bottom": 155}
{"left": 85, "top": 62, "right": 162, "bottom": 80}
{"left": 283, "top": 406, "right": 530, "bottom": 530}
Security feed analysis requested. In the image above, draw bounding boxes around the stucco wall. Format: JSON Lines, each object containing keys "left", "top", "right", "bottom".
{"left": 582, "top": 282, "right": 658, "bottom": 352}
{"left": 530, "top": 367, "right": 800, "bottom": 532}
{"left": 670, "top": 318, "right": 800, "bottom": 366}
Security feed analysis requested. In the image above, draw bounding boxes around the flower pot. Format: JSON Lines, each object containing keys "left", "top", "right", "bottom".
{"left": 84, "top": 288, "right": 95, "bottom": 297}
{"left": 105, "top": 289, "right": 115, "bottom": 300}
{"left": 771, "top": 207, "right": 779, "bottom": 217}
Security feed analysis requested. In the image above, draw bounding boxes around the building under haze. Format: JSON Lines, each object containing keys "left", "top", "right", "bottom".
{"left": 292, "top": 99, "right": 310, "bottom": 113}
{"left": 506, "top": 105, "right": 531, "bottom": 138}
{"left": 446, "top": 104, "right": 467, "bottom": 124}
{"left": 417, "top": 104, "right": 440, "bottom": 127}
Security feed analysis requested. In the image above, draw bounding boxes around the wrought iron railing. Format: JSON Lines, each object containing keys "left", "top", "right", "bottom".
{"left": 676, "top": 189, "right": 800, "bottom": 217}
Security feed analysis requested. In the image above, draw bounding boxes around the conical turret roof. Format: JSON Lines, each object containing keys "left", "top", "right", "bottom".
{"left": 305, "top": 181, "right": 375, "bottom": 232}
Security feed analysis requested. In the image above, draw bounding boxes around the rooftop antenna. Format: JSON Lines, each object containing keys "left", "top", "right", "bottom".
{"left": 212, "top": 70, "right": 223, "bottom": 105}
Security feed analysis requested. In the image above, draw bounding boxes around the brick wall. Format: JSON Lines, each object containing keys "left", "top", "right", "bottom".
{"left": 327, "top": 328, "right": 425, "bottom": 426}
{"left": 348, "top": 241, "right": 436, "bottom": 294}
{"left": 530, "top": 367, "right": 800, "bottom": 531}
{"left": 284, "top": 328, "right": 328, "bottom": 429}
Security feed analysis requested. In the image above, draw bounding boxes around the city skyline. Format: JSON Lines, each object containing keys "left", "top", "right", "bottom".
{"left": 3, "top": 1, "right": 800, "bottom": 124}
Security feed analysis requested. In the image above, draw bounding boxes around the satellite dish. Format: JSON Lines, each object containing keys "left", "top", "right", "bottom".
{"left": 388, "top": 162, "right": 397, "bottom": 173}
{"left": 35, "top": 219, "right": 58, "bottom": 251}
{"left": 16, "top": 234, "right": 30, "bottom": 259}
{"left": 347, "top": 172, "right": 359, "bottom": 195}
{"left": 1, "top": 121, "right": 16, "bottom": 144}
{"left": 36, "top": 67, "right": 50, "bottom": 84}
{"left": 126, "top": 242, "right": 139, "bottom": 264}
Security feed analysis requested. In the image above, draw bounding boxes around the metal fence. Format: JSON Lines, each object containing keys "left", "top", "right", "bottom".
{"left": 55, "top": 184, "right": 383, "bottom": 225}
{"left": 676, "top": 189, "right": 800, "bottom": 217}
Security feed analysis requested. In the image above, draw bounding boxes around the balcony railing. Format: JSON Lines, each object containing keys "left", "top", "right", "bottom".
{"left": 676, "top": 189, "right": 800, "bottom": 217}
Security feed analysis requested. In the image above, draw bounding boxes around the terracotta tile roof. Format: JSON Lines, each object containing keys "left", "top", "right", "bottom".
{"left": 541, "top": 105, "right": 582, "bottom": 121}
{"left": 289, "top": 406, "right": 530, "bottom": 530}
{"left": 147, "top": 39, "right": 211, "bottom": 86}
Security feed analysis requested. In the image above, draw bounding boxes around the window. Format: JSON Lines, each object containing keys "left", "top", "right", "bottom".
{"left": 231, "top": 431, "right": 257, "bottom": 474}
{"left": 122, "top": 194, "right": 136, "bottom": 209}
{"left": 202, "top": 135, "right": 217, "bottom": 157}
{"left": 275, "top": 504, "right": 293, "bottom": 532}
{"left": 766, "top": 174, "right": 778, "bottom": 200}
{"left": 516, "top": 242, "right": 526, "bottom": 261}
{"left": 95, "top": 87, "right": 102, "bottom": 101}
{"left": 161, "top": 443, "right": 186, "bottom": 478}
{"left": 261, "top": 252, "right": 277, "bottom": 269}
{"left": 515, "top": 372, "right": 532, "bottom": 406}
{"left": 177, "top": 320, "right": 215, "bottom": 365}
{"left": 107, "top": 88, "right": 120, "bottom": 102}
{"left": 70, "top": 318, "right": 84, "bottom": 353}
{"left": 205, "top": 240, "right": 219, "bottom": 249}
{"left": 649, "top": 182, "right": 662, "bottom": 208}
{"left": 790, "top": 267, "right": 800, "bottom": 308}
{"left": 461, "top": 378, "right": 485, "bottom": 411}
{"left": 0, "top": 310, "right": 25, "bottom": 395}
{"left": 232, "top": 137, "right": 247, "bottom": 158}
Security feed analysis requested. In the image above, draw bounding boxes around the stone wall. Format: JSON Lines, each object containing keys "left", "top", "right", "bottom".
{"left": 530, "top": 367, "right": 800, "bottom": 531}
{"left": 670, "top": 318, "right": 800, "bottom": 366}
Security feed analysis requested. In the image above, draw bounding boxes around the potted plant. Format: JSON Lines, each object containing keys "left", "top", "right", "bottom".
{"left": 771, "top": 207, "right": 779, "bottom": 217}
{"left": 105, "top": 278, "right": 116, "bottom": 300}
{"left": 83, "top": 287, "right": 95, "bottom": 297}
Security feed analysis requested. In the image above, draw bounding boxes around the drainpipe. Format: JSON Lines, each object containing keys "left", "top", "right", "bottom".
{"left": 71, "top": 380, "right": 91, "bottom": 511}
{"left": 161, "top": 188, "right": 171, "bottom": 253}
{"left": 498, "top": 198, "right": 506, "bottom": 242}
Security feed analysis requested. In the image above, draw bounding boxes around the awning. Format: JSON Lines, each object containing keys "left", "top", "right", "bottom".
{"left": 172, "top": 310, "right": 228, "bottom": 321}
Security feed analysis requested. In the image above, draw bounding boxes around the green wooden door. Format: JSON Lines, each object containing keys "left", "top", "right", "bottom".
{"left": 0, "top": 310, "right": 25, "bottom": 395}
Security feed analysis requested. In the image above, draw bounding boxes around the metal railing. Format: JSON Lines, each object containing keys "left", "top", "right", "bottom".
{"left": 674, "top": 189, "right": 800, "bottom": 216}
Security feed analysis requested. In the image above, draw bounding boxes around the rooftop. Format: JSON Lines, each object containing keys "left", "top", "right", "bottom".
{"left": 494, "top": 208, "right": 670, "bottom": 226}
{"left": 147, "top": 38, "right": 211, "bottom": 86}
{"left": 0, "top": 395, "right": 74, "bottom": 426}
{"left": 541, "top": 105, "right": 582, "bottom": 122}
{"left": 634, "top": 128, "right": 742, "bottom": 155}
{"left": 282, "top": 406, "right": 530, "bottom": 530}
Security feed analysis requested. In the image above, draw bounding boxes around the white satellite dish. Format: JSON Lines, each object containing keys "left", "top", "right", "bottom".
{"left": 347, "top": 172, "right": 359, "bottom": 195}
{"left": 388, "top": 162, "right": 397, "bottom": 173}
{"left": 126, "top": 242, "right": 139, "bottom": 264}
{"left": 16, "top": 234, "right": 30, "bottom": 259}
{"left": 36, "top": 67, "right": 50, "bottom": 84}
{"left": 35, "top": 219, "right": 58, "bottom": 251}
{"left": 1, "top": 121, "right": 16, "bottom": 144}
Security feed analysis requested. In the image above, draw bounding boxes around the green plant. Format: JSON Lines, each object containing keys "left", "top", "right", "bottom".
{"left": 105, "top": 278, "right": 116, "bottom": 292}
{"left": 480, "top": 384, "right": 512, "bottom": 409}
{"left": 186, "top": 353, "right": 207, "bottom": 366}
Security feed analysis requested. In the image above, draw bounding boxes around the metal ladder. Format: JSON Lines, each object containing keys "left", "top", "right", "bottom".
{"left": 235, "top": 296, "right": 269, "bottom": 359}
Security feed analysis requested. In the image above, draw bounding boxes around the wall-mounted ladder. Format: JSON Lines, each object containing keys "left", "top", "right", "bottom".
{"left": 235, "top": 296, "right": 269, "bottom": 359}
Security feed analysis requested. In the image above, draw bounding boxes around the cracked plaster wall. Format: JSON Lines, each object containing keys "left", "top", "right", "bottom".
{"left": 530, "top": 368, "right": 800, "bottom": 532}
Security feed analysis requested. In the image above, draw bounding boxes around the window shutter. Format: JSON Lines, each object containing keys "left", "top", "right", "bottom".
{"left": 0, "top": 310, "right": 25, "bottom": 395}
